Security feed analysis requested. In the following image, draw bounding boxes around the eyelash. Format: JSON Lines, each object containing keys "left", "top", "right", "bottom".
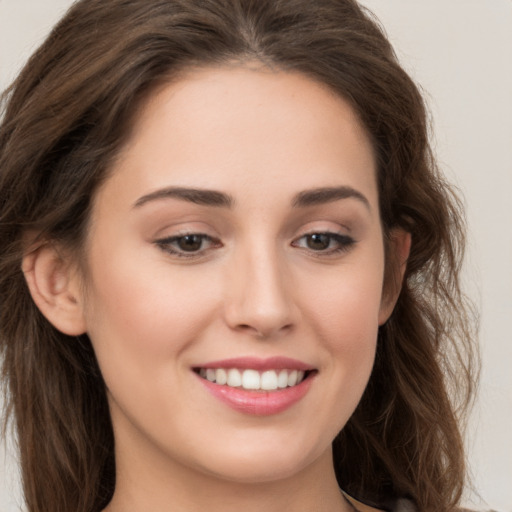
{"left": 154, "top": 232, "right": 356, "bottom": 259}
{"left": 291, "top": 232, "right": 356, "bottom": 256}
{"left": 155, "top": 234, "right": 221, "bottom": 258}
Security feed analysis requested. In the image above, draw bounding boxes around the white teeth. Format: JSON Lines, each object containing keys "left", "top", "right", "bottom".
{"left": 277, "top": 369, "right": 289, "bottom": 388}
{"left": 287, "top": 369, "right": 298, "bottom": 387}
{"left": 242, "top": 369, "right": 260, "bottom": 390}
{"left": 227, "top": 368, "right": 242, "bottom": 387}
{"left": 260, "top": 370, "right": 278, "bottom": 390}
{"left": 215, "top": 368, "right": 227, "bottom": 385}
{"left": 198, "top": 368, "right": 309, "bottom": 390}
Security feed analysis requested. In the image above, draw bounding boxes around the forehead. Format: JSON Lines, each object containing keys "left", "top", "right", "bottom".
{"left": 99, "top": 65, "right": 378, "bottom": 212}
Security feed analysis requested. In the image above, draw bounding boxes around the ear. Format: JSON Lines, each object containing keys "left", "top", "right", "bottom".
{"left": 378, "top": 228, "right": 411, "bottom": 325}
{"left": 22, "top": 242, "right": 87, "bottom": 336}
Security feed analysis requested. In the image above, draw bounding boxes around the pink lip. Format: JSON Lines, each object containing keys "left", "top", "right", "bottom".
{"left": 197, "top": 376, "right": 314, "bottom": 416}
{"left": 193, "top": 357, "right": 316, "bottom": 416}
{"left": 196, "top": 356, "right": 314, "bottom": 372}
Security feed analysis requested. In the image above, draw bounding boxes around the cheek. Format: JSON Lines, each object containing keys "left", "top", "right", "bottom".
{"left": 297, "top": 251, "right": 385, "bottom": 387}
{"left": 82, "top": 246, "right": 221, "bottom": 377}
{"left": 81, "top": 260, "right": 225, "bottom": 434}
{"left": 304, "top": 261, "right": 384, "bottom": 341}
{"left": 313, "top": 285, "right": 381, "bottom": 380}
{"left": 287, "top": 261, "right": 384, "bottom": 445}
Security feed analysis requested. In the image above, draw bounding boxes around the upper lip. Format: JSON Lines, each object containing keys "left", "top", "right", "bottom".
{"left": 194, "top": 356, "right": 315, "bottom": 372}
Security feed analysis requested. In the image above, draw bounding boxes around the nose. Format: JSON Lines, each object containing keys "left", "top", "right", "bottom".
{"left": 223, "top": 242, "right": 295, "bottom": 339}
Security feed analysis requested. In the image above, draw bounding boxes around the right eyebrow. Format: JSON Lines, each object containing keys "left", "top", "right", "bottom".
{"left": 133, "top": 187, "right": 235, "bottom": 209}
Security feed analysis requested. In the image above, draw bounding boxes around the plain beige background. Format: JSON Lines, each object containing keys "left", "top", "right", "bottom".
{"left": 1, "top": 1, "right": 511, "bottom": 511}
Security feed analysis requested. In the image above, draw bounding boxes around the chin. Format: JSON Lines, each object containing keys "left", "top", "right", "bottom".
{"left": 190, "top": 439, "right": 329, "bottom": 485}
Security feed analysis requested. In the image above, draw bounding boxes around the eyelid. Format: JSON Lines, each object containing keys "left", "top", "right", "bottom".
{"left": 154, "top": 232, "right": 222, "bottom": 259}
{"left": 291, "top": 230, "right": 356, "bottom": 256}
{"left": 152, "top": 224, "right": 357, "bottom": 260}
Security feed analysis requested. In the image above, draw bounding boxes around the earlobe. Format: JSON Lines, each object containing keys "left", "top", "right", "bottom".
{"left": 22, "top": 242, "right": 87, "bottom": 336}
{"left": 378, "top": 228, "right": 412, "bottom": 325}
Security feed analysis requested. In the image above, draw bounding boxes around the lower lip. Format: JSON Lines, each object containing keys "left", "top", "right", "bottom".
{"left": 196, "top": 373, "right": 314, "bottom": 416}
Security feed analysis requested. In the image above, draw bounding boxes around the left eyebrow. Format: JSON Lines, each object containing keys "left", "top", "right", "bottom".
{"left": 292, "top": 186, "right": 371, "bottom": 211}
{"left": 133, "top": 187, "right": 234, "bottom": 209}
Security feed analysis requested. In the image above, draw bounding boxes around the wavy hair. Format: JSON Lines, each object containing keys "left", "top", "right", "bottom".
{"left": 0, "top": 1, "right": 477, "bottom": 511}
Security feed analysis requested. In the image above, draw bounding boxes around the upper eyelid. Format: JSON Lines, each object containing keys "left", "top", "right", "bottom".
{"left": 154, "top": 234, "right": 221, "bottom": 259}
{"left": 291, "top": 233, "right": 357, "bottom": 259}
{"left": 156, "top": 232, "right": 212, "bottom": 240}
{"left": 155, "top": 233, "right": 219, "bottom": 245}
{"left": 148, "top": 213, "right": 355, "bottom": 237}
{"left": 288, "top": 215, "right": 354, "bottom": 234}
{"left": 153, "top": 236, "right": 356, "bottom": 266}
{"left": 293, "top": 228, "right": 354, "bottom": 242}
{"left": 292, "top": 232, "right": 355, "bottom": 245}
{"left": 154, "top": 226, "right": 218, "bottom": 243}
{"left": 155, "top": 231, "right": 355, "bottom": 253}
{"left": 154, "top": 227, "right": 352, "bottom": 241}
{"left": 297, "top": 228, "right": 345, "bottom": 236}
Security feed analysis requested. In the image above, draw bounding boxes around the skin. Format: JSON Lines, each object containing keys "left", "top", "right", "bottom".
{"left": 24, "top": 65, "right": 409, "bottom": 512}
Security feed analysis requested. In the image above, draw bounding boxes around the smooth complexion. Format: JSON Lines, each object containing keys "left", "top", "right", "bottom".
{"left": 26, "top": 66, "right": 407, "bottom": 512}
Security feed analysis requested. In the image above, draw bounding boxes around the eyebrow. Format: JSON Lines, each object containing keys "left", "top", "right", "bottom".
{"left": 291, "top": 186, "right": 371, "bottom": 211}
{"left": 133, "top": 187, "right": 234, "bottom": 208}
{"left": 133, "top": 185, "right": 370, "bottom": 210}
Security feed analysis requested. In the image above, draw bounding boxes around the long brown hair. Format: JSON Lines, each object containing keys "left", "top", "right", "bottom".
{"left": 0, "top": 1, "right": 477, "bottom": 511}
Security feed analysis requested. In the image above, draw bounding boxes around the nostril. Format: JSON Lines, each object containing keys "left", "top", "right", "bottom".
{"left": 236, "top": 323, "right": 268, "bottom": 337}
{"left": 234, "top": 322, "right": 294, "bottom": 339}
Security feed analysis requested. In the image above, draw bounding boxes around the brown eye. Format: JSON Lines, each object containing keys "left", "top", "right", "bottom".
{"left": 292, "top": 232, "right": 356, "bottom": 255}
{"left": 306, "top": 233, "right": 331, "bottom": 251}
{"left": 177, "top": 234, "right": 204, "bottom": 252}
{"left": 155, "top": 233, "right": 221, "bottom": 258}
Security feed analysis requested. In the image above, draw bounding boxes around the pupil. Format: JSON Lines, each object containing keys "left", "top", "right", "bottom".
{"left": 308, "top": 234, "right": 330, "bottom": 250}
{"left": 179, "top": 235, "right": 203, "bottom": 251}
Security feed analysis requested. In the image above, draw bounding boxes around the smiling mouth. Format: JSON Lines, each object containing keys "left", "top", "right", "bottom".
{"left": 194, "top": 368, "right": 314, "bottom": 391}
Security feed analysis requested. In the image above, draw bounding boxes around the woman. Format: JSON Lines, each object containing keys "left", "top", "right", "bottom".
{"left": 0, "top": 1, "right": 477, "bottom": 511}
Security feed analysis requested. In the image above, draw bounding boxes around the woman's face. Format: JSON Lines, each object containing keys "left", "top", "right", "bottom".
{"left": 79, "top": 66, "right": 394, "bottom": 484}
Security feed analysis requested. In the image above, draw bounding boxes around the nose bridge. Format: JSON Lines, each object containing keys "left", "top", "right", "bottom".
{"left": 224, "top": 235, "right": 294, "bottom": 337}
